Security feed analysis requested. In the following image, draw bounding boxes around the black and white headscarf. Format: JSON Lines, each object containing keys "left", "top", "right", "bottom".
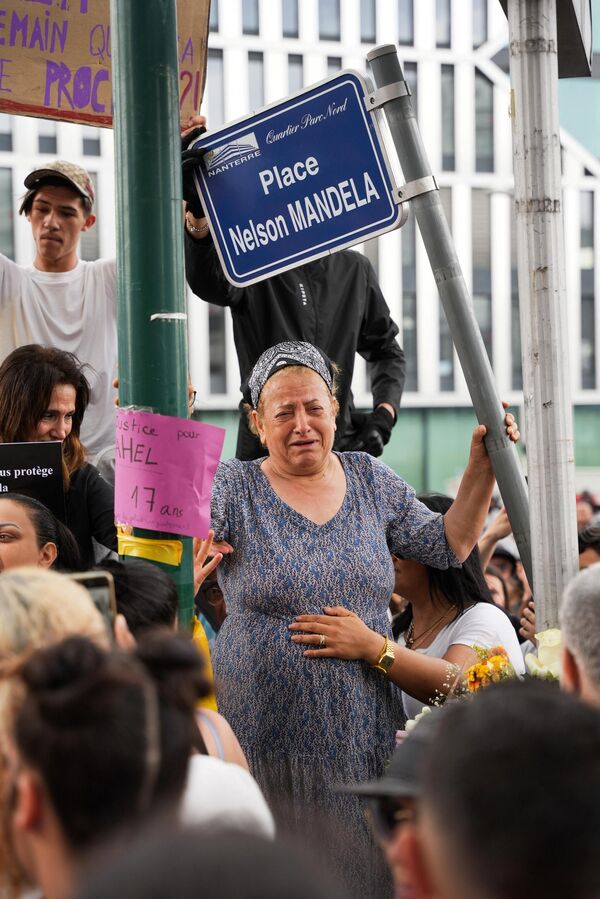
{"left": 244, "top": 341, "right": 334, "bottom": 408}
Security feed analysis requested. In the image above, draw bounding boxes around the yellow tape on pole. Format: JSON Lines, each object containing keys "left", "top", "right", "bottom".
{"left": 117, "top": 530, "right": 183, "bottom": 567}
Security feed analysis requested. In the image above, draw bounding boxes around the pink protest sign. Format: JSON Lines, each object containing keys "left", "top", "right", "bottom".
{"left": 114, "top": 409, "right": 225, "bottom": 538}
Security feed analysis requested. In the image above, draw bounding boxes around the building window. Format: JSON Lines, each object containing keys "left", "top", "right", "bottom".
{"left": 209, "top": 0, "right": 219, "bottom": 32}
{"left": 581, "top": 298, "right": 596, "bottom": 389}
{"left": 472, "top": 189, "right": 492, "bottom": 366}
{"left": 404, "top": 62, "right": 417, "bottom": 117}
{"left": 581, "top": 191, "right": 596, "bottom": 389}
{"left": 242, "top": 0, "right": 259, "bottom": 35}
{"left": 436, "top": 0, "right": 451, "bottom": 47}
{"left": 0, "top": 168, "right": 15, "bottom": 260}
{"left": 82, "top": 126, "right": 101, "bottom": 157}
{"left": 207, "top": 49, "right": 225, "bottom": 128}
{"left": 38, "top": 120, "right": 58, "bottom": 155}
{"left": 441, "top": 65, "right": 455, "bottom": 171}
{"left": 439, "top": 187, "right": 454, "bottom": 391}
{"left": 282, "top": 0, "right": 299, "bottom": 37}
{"left": 510, "top": 209, "right": 523, "bottom": 390}
{"left": 0, "top": 115, "right": 13, "bottom": 152}
{"left": 327, "top": 56, "right": 342, "bottom": 75}
{"left": 402, "top": 211, "right": 418, "bottom": 391}
{"left": 79, "top": 171, "right": 99, "bottom": 261}
{"left": 248, "top": 51, "right": 264, "bottom": 110}
{"left": 288, "top": 54, "right": 303, "bottom": 94}
{"left": 439, "top": 309, "right": 454, "bottom": 390}
{"left": 473, "top": 0, "right": 487, "bottom": 48}
{"left": 209, "top": 306, "right": 227, "bottom": 394}
{"left": 398, "top": 0, "right": 414, "bottom": 46}
{"left": 475, "top": 70, "right": 494, "bottom": 172}
{"left": 319, "top": 0, "right": 340, "bottom": 40}
{"left": 361, "top": 0, "right": 376, "bottom": 43}
{"left": 511, "top": 273, "right": 523, "bottom": 390}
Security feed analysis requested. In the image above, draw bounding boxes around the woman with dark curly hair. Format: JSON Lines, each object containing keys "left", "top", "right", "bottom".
{"left": 0, "top": 344, "right": 116, "bottom": 566}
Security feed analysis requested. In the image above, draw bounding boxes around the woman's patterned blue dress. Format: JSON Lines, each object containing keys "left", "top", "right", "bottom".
{"left": 211, "top": 452, "right": 458, "bottom": 897}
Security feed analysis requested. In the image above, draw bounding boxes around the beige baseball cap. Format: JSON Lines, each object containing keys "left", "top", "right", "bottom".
{"left": 21, "top": 160, "right": 95, "bottom": 212}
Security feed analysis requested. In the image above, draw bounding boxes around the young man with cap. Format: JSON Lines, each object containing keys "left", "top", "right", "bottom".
{"left": 0, "top": 160, "right": 116, "bottom": 459}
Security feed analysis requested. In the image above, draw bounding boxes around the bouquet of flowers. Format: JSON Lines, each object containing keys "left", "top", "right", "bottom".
{"left": 462, "top": 644, "right": 516, "bottom": 693}
{"left": 399, "top": 645, "right": 517, "bottom": 740}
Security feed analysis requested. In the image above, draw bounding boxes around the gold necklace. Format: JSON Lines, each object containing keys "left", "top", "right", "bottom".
{"left": 404, "top": 608, "right": 453, "bottom": 650}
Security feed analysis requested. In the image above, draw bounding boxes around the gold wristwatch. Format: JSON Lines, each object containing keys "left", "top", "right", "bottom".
{"left": 371, "top": 636, "right": 396, "bottom": 674}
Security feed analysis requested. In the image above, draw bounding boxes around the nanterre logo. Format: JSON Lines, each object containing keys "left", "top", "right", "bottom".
{"left": 204, "top": 133, "right": 261, "bottom": 176}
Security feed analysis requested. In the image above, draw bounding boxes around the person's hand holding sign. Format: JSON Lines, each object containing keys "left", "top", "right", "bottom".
{"left": 182, "top": 114, "right": 209, "bottom": 238}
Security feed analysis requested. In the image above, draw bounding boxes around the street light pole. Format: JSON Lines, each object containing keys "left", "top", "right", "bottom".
{"left": 110, "top": 0, "right": 194, "bottom": 626}
{"left": 507, "top": 0, "right": 579, "bottom": 627}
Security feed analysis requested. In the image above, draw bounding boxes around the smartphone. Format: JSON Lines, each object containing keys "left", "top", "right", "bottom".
{"left": 69, "top": 571, "right": 117, "bottom": 631}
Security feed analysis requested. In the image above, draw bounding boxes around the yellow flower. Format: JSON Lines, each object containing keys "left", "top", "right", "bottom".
{"left": 463, "top": 647, "right": 515, "bottom": 693}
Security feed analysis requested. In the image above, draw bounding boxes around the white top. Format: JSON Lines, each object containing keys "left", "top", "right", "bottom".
{"left": 0, "top": 255, "right": 117, "bottom": 458}
{"left": 398, "top": 603, "right": 525, "bottom": 720}
{"left": 181, "top": 754, "right": 276, "bottom": 838}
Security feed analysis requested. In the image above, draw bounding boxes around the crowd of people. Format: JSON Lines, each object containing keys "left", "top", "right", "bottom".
{"left": 0, "top": 152, "right": 599, "bottom": 899}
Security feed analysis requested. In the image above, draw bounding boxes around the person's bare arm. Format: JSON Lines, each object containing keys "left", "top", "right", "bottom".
{"left": 478, "top": 507, "right": 512, "bottom": 569}
{"left": 444, "top": 413, "right": 519, "bottom": 562}
{"left": 197, "top": 708, "right": 250, "bottom": 770}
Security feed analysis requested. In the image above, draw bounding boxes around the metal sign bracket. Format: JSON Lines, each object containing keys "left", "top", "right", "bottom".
{"left": 364, "top": 80, "right": 410, "bottom": 111}
{"left": 391, "top": 175, "right": 439, "bottom": 204}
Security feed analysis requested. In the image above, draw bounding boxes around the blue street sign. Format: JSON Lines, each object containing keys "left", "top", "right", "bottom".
{"left": 191, "top": 71, "right": 406, "bottom": 286}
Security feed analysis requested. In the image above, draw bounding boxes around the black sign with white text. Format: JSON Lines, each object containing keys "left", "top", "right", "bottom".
{"left": 0, "top": 441, "right": 66, "bottom": 521}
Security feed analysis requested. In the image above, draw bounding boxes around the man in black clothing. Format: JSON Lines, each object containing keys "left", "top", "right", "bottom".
{"left": 183, "top": 121, "right": 406, "bottom": 461}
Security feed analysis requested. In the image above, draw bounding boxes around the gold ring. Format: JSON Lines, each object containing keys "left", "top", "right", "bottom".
{"left": 319, "top": 634, "right": 326, "bottom": 648}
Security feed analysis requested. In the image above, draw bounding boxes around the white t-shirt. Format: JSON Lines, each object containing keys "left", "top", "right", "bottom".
{"left": 398, "top": 603, "right": 525, "bottom": 719}
{"left": 181, "top": 754, "right": 276, "bottom": 838}
{"left": 0, "top": 255, "right": 117, "bottom": 458}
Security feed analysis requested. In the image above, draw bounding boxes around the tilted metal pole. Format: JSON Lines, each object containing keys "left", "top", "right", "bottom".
{"left": 507, "top": 0, "right": 579, "bottom": 627}
{"left": 110, "top": 0, "right": 194, "bottom": 626}
{"left": 367, "top": 45, "right": 533, "bottom": 587}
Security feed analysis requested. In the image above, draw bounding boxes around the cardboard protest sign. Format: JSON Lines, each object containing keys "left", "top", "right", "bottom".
{"left": 0, "top": 0, "right": 209, "bottom": 127}
{"left": 0, "top": 441, "right": 65, "bottom": 520}
{"left": 114, "top": 409, "right": 224, "bottom": 538}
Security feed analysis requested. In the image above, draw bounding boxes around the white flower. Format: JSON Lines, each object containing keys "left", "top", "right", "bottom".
{"left": 525, "top": 628, "right": 562, "bottom": 680}
{"left": 405, "top": 705, "right": 432, "bottom": 734}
